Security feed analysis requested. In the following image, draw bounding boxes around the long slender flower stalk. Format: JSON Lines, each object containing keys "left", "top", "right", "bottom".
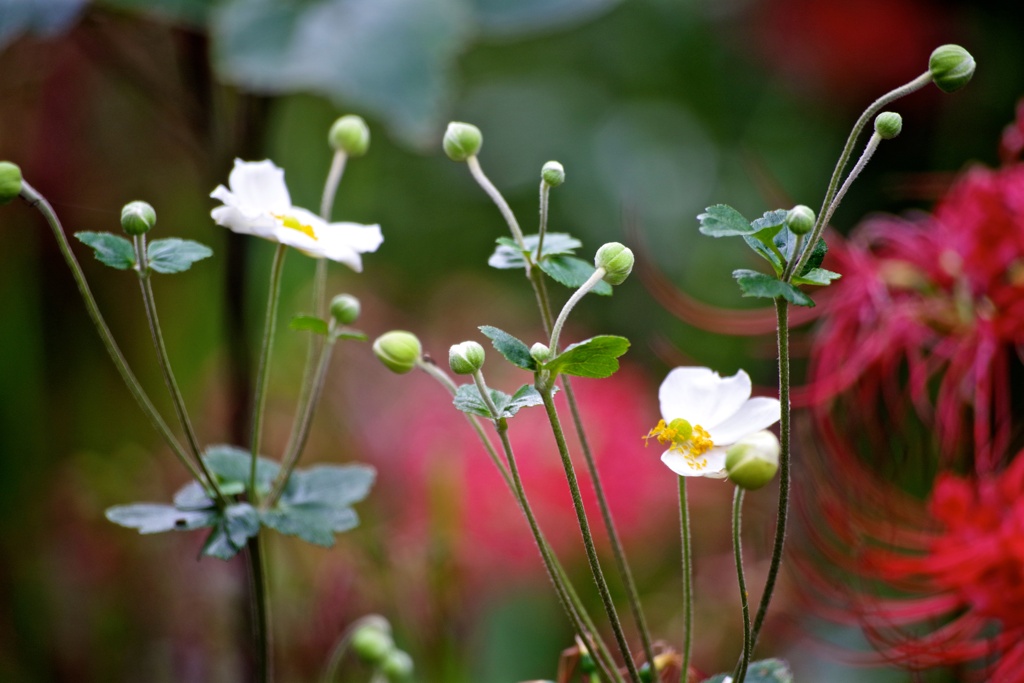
{"left": 731, "top": 487, "right": 751, "bottom": 683}
{"left": 678, "top": 478, "right": 693, "bottom": 683}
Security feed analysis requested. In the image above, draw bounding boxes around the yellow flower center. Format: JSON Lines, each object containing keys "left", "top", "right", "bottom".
{"left": 272, "top": 213, "right": 318, "bottom": 240}
{"left": 643, "top": 418, "right": 714, "bottom": 470}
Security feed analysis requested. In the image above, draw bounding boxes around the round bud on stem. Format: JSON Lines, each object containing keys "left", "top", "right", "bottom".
{"left": 372, "top": 331, "right": 422, "bottom": 374}
{"left": 329, "top": 293, "right": 361, "bottom": 325}
{"left": 785, "top": 205, "right": 815, "bottom": 236}
{"left": 351, "top": 624, "right": 394, "bottom": 665}
{"left": 0, "top": 161, "right": 23, "bottom": 205}
{"left": 121, "top": 200, "right": 157, "bottom": 236}
{"left": 329, "top": 115, "right": 370, "bottom": 157}
{"left": 449, "top": 341, "right": 485, "bottom": 375}
{"left": 874, "top": 112, "right": 903, "bottom": 140}
{"left": 381, "top": 649, "right": 414, "bottom": 682}
{"left": 443, "top": 122, "right": 482, "bottom": 161}
{"left": 530, "top": 342, "right": 551, "bottom": 364}
{"left": 725, "top": 430, "right": 780, "bottom": 490}
{"left": 594, "top": 242, "right": 634, "bottom": 285}
{"left": 929, "top": 44, "right": 976, "bottom": 94}
{"left": 541, "top": 161, "right": 565, "bottom": 187}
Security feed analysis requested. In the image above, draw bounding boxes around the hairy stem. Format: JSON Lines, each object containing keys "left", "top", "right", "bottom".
{"left": 679, "top": 477, "right": 692, "bottom": 683}
{"left": 730, "top": 487, "right": 751, "bottom": 683}
{"left": 246, "top": 531, "right": 272, "bottom": 683}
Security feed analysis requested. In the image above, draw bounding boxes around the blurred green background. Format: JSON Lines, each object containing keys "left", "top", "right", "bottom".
{"left": 0, "top": 0, "right": 1021, "bottom": 681}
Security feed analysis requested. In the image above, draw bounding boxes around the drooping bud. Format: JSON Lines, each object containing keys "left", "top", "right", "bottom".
{"left": 785, "top": 205, "right": 815, "bottom": 236}
{"left": 448, "top": 341, "right": 485, "bottom": 375}
{"left": 530, "top": 342, "right": 551, "bottom": 364}
{"left": 328, "top": 115, "right": 371, "bottom": 157}
{"left": 351, "top": 624, "right": 393, "bottom": 665}
{"left": 874, "top": 112, "right": 903, "bottom": 140}
{"left": 0, "top": 162, "right": 23, "bottom": 205}
{"left": 381, "top": 649, "right": 414, "bottom": 682}
{"left": 929, "top": 44, "right": 976, "bottom": 94}
{"left": 594, "top": 242, "right": 634, "bottom": 286}
{"left": 442, "top": 122, "right": 482, "bottom": 161}
{"left": 541, "top": 161, "right": 565, "bottom": 187}
{"left": 120, "top": 200, "right": 157, "bottom": 236}
{"left": 329, "top": 293, "right": 361, "bottom": 325}
{"left": 725, "top": 430, "right": 780, "bottom": 490}
{"left": 372, "top": 331, "right": 422, "bottom": 374}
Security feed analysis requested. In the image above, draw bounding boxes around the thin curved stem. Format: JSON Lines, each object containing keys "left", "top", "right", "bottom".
{"left": 466, "top": 155, "right": 527, "bottom": 252}
{"left": 678, "top": 477, "right": 693, "bottom": 683}
{"left": 18, "top": 182, "right": 203, "bottom": 484}
{"left": 537, "top": 179, "right": 551, "bottom": 257}
{"left": 321, "top": 614, "right": 391, "bottom": 683}
{"left": 539, "top": 386, "right": 641, "bottom": 683}
{"left": 246, "top": 531, "right": 273, "bottom": 683}
{"left": 549, "top": 268, "right": 605, "bottom": 352}
{"left": 748, "top": 299, "right": 791, "bottom": 651}
{"left": 731, "top": 487, "right": 751, "bottom": 683}
{"left": 790, "top": 71, "right": 932, "bottom": 277}
{"left": 249, "top": 243, "right": 288, "bottom": 499}
{"left": 132, "top": 235, "right": 227, "bottom": 506}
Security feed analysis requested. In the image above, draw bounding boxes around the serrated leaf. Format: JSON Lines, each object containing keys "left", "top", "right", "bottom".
{"left": 479, "top": 326, "right": 536, "bottom": 371}
{"left": 799, "top": 237, "right": 829, "bottom": 275}
{"left": 288, "top": 465, "right": 376, "bottom": 508}
{"left": 733, "top": 269, "right": 815, "bottom": 307}
{"left": 697, "top": 204, "right": 753, "bottom": 237}
{"left": 792, "top": 268, "right": 841, "bottom": 286}
{"left": 106, "top": 503, "right": 217, "bottom": 533}
{"left": 505, "top": 384, "right": 545, "bottom": 415}
{"left": 199, "top": 503, "right": 260, "bottom": 560}
{"left": 488, "top": 233, "right": 582, "bottom": 269}
{"left": 702, "top": 658, "right": 794, "bottom": 683}
{"left": 453, "top": 383, "right": 511, "bottom": 419}
{"left": 290, "top": 315, "right": 329, "bottom": 335}
{"left": 773, "top": 226, "right": 799, "bottom": 262}
{"left": 203, "top": 444, "right": 280, "bottom": 494}
{"left": 146, "top": 238, "right": 213, "bottom": 274}
{"left": 261, "top": 506, "right": 359, "bottom": 547}
{"left": 75, "top": 232, "right": 136, "bottom": 270}
{"left": 539, "top": 256, "right": 613, "bottom": 295}
{"left": 742, "top": 235, "right": 784, "bottom": 276}
{"left": 544, "top": 335, "right": 630, "bottom": 379}
{"left": 750, "top": 208, "right": 788, "bottom": 233}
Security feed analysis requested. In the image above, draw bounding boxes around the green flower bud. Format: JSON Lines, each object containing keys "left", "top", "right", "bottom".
{"left": 443, "top": 122, "right": 482, "bottom": 162}
{"left": 530, "top": 342, "right": 551, "bottom": 364}
{"left": 381, "top": 649, "right": 414, "bottom": 682}
{"left": 785, "top": 205, "right": 815, "bottom": 236}
{"left": 329, "top": 293, "right": 361, "bottom": 325}
{"left": 874, "top": 112, "right": 903, "bottom": 140}
{"left": 929, "top": 44, "right": 976, "bottom": 94}
{"left": 373, "top": 331, "right": 422, "bottom": 375}
{"left": 121, "top": 200, "right": 156, "bottom": 236}
{"left": 541, "top": 161, "right": 565, "bottom": 187}
{"left": 0, "top": 162, "right": 23, "bottom": 205}
{"left": 329, "top": 115, "right": 370, "bottom": 157}
{"left": 351, "top": 624, "right": 393, "bottom": 665}
{"left": 725, "top": 430, "right": 780, "bottom": 491}
{"left": 594, "top": 242, "right": 634, "bottom": 286}
{"left": 449, "top": 341, "right": 485, "bottom": 375}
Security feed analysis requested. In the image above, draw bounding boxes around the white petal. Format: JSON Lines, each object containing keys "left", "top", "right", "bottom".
{"left": 660, "top": 447, "right": 728, "bottom": 479}
{"left": 706, "top": 397, "right": 781, "bottom": 445}
{"left": 226, "top": 159, "right": 291, "bottom": 214}
{"left": 658, "top": 367, "right": 752, "bottom": 429}
{"left": 324, "top": 221, "right": 384, "bottom": 254}
{"left": 211, "top": 205, "right": 279, "bottom": 238}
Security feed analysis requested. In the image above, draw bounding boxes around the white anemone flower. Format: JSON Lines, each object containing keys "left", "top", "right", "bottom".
{"left": 645, "top": 367, "right": 781, "bottom": 478}
{"left": 210, "top": 159, "right": 383, "bottom": 272}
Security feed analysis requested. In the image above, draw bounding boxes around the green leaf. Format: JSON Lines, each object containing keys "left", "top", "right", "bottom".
{"left": 742, "top": 235, "right": 784, "bottom": 276}
{"left": 290, "top": 315, "right": 329, "bottom": 335}
{"left": 452, "top": 383, "right": 543, "bottom": 419}
{"left": 538, "top": 256, "right": 613, "bottom": 295}
{"left": 146, "top": 238, "right": 212, "bottom": 274}
{"left": 733, "top": 269, "right": 815, "bottom": 307}
{"left": 506, "top": 384, "right": 546, "bottom": 414}
{"left": 261, "top": 506, "right": 359, "bottom": 547}
{"left": 479, "top": 326, "right": 536, "bottom": 371}
{"left": 106, "top": 503, "right": 217, "bottom": 534}
{"left": 200, "top": 503, "right": 261, "bottom": 560}
{"left": 697, "top": 204, "right": 753, "bottom": 237}
{"left": 702, "top": 658, "right": 794, "bottom": 683}
{"left": 75, "top": 232, "right": 136, "bottom": 270}
{"left": 799, "top": 237, "right": 829, "bottom": 275}
{"left": 773, "top": 226, "right": 799, "bottom": 262}
{"left": 173, "top": 481, "right": 214, "bottom": 509}
{"left": 203, "top": 444, "right": 281, "bottom": 495}
{"left": 261, "top": 463, "right": 375, "bottom": 547}
{"left": 488, "top": 233, "right": 582, "bottom": 269}
{"left": 750, "top": 208, "right": 788, "bottom": 233}
{"left": 792, "top": 268, "right": 841, "bottom": 286}
{"left": 332, "top": 329, "right": 368, "bottom": 342}
{"left": 544, "top": 335, "right": 630, "bottom": 379}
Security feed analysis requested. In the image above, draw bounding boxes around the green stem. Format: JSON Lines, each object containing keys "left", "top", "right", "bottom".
{"left": 18, "top": 182, "right": 204, "bottom": 484}
{"left": 246, "top": 531, "right": 273, "bottom": 683}
{"left": 790, "top": 71, "right": 931, "bottom": 277}
{"left": 320, "top": 614, "right": 390, "bottom": 683}
{"left": 320, "top": 151, "right": 348, "bottom": 222}
{"left": 537, "top": 179, "right": 551, "bottom": 257}
{"left": 539, "top": 386, "right": 641, "bottom": 683}
{"left": 730, "top": 487, "right": 751, "bottom": 683}
{"left": 549, "top": 267, "right": 605, "bottom": 352}
{"left": 132, "top": 235, "right": 227, "bottom": 506}
{"left": 249, "top": 243, "right": 288, "bottom": 500}
{"left": 466, "top": 155, "right": 527, "bottom": 252}
{"left": 748, "top": 299, "right": 791, "bottom": 652}
{"left": 678, "top": 477, "right": 692, "bottom": 683}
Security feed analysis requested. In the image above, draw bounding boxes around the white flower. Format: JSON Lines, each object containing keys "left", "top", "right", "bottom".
{"left": 645, "top": 367, "right": 781, "bottom": 479}
{"left": 210, "top": 159, "right": 383, "bottom": 272}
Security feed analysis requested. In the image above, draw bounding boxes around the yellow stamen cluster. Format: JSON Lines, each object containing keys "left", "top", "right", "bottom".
{"left": 643, "top": 418, "right": 714, "bottom": 470}
{"left": 273, "top": 213, "right": 318, "bottom": 240}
